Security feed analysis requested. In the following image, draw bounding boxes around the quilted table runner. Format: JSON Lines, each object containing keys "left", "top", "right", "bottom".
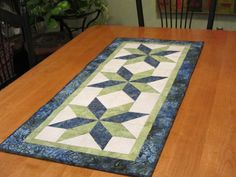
{"left": 0, "top": 38, "right": 203, "bottom": 177}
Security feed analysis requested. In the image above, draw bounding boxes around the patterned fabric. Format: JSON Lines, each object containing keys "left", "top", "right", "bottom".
{"left": 0, "top": 38, "right": 203, "bottom": 177}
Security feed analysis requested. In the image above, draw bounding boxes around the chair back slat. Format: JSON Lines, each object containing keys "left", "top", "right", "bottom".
{"left": 136, "top": 0, "right": 145, "bottom": 26}
{"left": 0, "top": 23, "right": 15, "bottom": 88}
{"left": 180, "top": 0, "right": 184, "bottom": 28}
{"left": 189, "top": 11, "right": 194, "bottom": 28}
{"left": 156, "top": 0, "right": 217, "bottom": 29}
{"left": 163, "top": 0, "right": 168, "bottom": 27}
{"left": 169, "top": 0, "right": 172, "bottom": 27}
{"left": 184, "top": 0, "right": 190, "bottom": 28}
{"left": 6, "top": 24, "right": 14, "bottom": 77}
{"left": 156, "top": 0, "right": 194, "bottom": 29}
{"left": 175, "top": 0, "right": 178, "bottom": 28}
{"left": 156, "top": 0, "right": 164, "bottom": 27}
{"left": 207, "top": 0, "right": 217, "bottom": 29}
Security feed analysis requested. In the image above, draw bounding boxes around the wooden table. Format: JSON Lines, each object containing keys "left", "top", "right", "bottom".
{"left": 0, "top": 25, "right": 235, "bottom": 177}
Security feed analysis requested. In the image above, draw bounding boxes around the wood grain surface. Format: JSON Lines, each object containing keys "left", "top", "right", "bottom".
{"left": 0, "top": 25, "right": 235, "bottom": 177}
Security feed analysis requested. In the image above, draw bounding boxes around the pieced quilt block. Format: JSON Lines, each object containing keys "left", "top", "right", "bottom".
{"left": 0, "top": 38, "right": 203, "bottom": 177}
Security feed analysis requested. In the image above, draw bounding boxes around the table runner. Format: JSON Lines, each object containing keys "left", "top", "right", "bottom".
{"left": 0, "top": 38, "right": 203, "bottom": 177}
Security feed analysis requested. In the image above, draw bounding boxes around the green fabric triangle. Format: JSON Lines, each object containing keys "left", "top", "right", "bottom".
{"left": 70, "top": 105, "right": 97, "bottom": 120}
{"left": 101, "top": 103, "right": 133, "bottom": 119}
{"left": 57, "top": 121, "right": 97, "bottom": 142}
{"left": 101, "top": 121, "right": 135, "bottom": 139}
{"left": 151, "top": 55, "right": 175, "bottom": 63}
{"left": 124, "top": 56, "right": 146, "bottom": 65}
{"left": 131, "top": 82, "right": 158, "bottom": 93}
{"left": 130, "top": 69, "right": 155, "bottom": 81}
{"left": 125, "top": 48, "right": 146, "bottom": 55}
{"left": 98, "top": 83, "right": 126, "bottom": 96}
{"left": 149, "top": 46, "right": 169, "bottom": 54}
{"left": 102, "top": 72, "right": 126, "bottom": 82}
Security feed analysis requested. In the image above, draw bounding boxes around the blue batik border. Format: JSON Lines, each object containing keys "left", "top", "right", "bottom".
{"left": 0, "top": 38, "right": 203, "bottom": 177}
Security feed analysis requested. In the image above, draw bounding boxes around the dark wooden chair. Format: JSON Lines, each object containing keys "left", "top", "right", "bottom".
{"left": 0, "top": 0, "right": 35, "bottom": 89}
{"left": 0, "top": 25, "right": 15, "bottom": 88}
{"left": 135, "top": 0, "right": 217, "bottom": 29}
{"left": 0, "top": 0, "right": 71, "bottom": 89}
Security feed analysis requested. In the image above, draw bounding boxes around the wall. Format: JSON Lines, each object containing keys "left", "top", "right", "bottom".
{"left": 107, "top": 0, "right": 236, "bottom": 31}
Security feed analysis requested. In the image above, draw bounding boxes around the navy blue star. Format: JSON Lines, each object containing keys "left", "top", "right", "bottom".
{"left": 123, "top": 83, "right": 141, "bottom": 100}
{"left": 116, "top": 54, "right": 144, "bottom": 60}
{"left": 138, "top": 44, "right": 152, "bottom": 54}
{"left": 152, "top": 50, "right": 178, "bottom": 56}
{"left": 103, "top": 112, "right": 147, "bottom": 123}
{"left": 49, "top": 118, "right": 96, "bottom": 129}
{"left": 132, "top": 76, "right": 166, "bottom": 83}
{"left": 88, "top": 80, "right": 125, "bottom": 88}
{"left": 90, "top": 122, "right": 112, "bottom": 149}
{"left": 88, "top": 98, "right": 107, "bottom": 119}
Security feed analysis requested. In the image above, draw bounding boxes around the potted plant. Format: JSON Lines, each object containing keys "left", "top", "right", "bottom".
{"left": 25, "top": 0, "right": 108, "bottom": 60}
{"left": 26, "top": 0, "right": 108, "bottom": 30}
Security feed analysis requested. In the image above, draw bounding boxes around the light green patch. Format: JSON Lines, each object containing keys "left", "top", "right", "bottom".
{"left": 130, "top": 69, "right": 154, "bottom": 81}
{"left": 124, "top": 56, "right": 146, "bottom": 65}
{"left": 98, "top": 83, "right": 126, "bottom": 96}
{"left": 131, "top": 82, "right": 158, "bottom": 93}
{"left": 69, "top": 105, "right": 97, "bottom": 120}
{"left": 57, "top": 122, "right": 97, "bottom": 142}
{"left": 151, "top": 55, "right": 175, "bottom": 63}
{"left": 124, "top": 48, "right": 145, "bottom": 55}
{"left": 101, "top": 121, "right": 135, "bottom": 139}
{"left": 102, "top": 72, "right": 126, "bottom": 82}
{"left": 149, "top": 46, "right": 169, "bottom": 54}
{"left": 101, "top": 103, "right": 133, "bottom": 119}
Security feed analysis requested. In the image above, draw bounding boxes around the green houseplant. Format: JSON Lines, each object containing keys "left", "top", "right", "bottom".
{"left": 26, "top": 0, "right": 108, "bottom": 29}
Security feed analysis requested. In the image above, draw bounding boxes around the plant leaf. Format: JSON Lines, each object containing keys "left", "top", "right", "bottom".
{"left": 47, "top": 18, "right": 58, "bottom": 29}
